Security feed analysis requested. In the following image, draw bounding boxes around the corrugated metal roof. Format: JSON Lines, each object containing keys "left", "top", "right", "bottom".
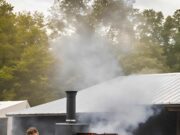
{"left": 152, "top": 73, "right": 180, "bottom": 104}
{"left": 7, "top": 73, "right": 180, "bottom": 116}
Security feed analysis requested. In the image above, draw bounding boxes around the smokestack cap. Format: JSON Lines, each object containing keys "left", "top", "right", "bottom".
{"left": 66, "top": 91, "right": 77, "bottom": 96}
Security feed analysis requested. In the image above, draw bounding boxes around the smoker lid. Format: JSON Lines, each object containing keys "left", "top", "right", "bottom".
{"left": 7, "top": 73, "right": 180, "bottom": 117}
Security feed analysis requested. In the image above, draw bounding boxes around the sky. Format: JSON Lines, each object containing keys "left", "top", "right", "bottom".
{"left": 6, "top": 0, "right": 54, "bottom": 16}
{"left": 6, "top": 0, "right": 180, "bottom": 16}
{"left": 134, "top": 0, "right": 180, "bottom": 16}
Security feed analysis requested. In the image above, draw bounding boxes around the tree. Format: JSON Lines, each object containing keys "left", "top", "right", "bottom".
{"left": 118, "top": 9, "right": 168, "bottom": 74}
{"left": 168, "top": 10, "right": 180, "bottom": 71}
{"left": 0, "top": 0, "right": 16, "bottom": 67}
{"left": 49, "top": 1, "right": 171, "bottom": 76}
{"left": 12, "top": 12, "right": 55, "bottom": 105}
{"left": 120, "top": 41, "right": 167, "bottom": 74}
{"left": 0, "top": 0, "right": 56, "bottom": 105}
{"left": 1, "top": 0, "right": 179, "bottom": 106}
{"left": 12, "top": 45, "right": 55, "bottom": 105}
{"left": 161, "top": 10, "right": 180, "bottom": 71}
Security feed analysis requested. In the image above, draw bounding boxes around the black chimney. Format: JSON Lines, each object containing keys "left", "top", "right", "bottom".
{"left": 66, "top": 91, "right": 77, "bottom": 123}
{"left": 55, "top": 90, "right": 89, "bottom": 135}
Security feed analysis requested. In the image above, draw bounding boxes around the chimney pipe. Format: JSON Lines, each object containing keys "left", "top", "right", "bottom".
{"left": 66, "top": 91, "right": 77, "bottom": 123}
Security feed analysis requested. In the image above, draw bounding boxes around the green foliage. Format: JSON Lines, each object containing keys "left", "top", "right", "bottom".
{"left": 160, "top": 10, "right": 180, "bottom": 72}
{"left": 120, "top": 42, "right": 168, "bottom": 74}
{"left": 0, "top": 0, "right": 15, "bottom": 67}
{"left": 12, "top": 45, "right": 55, "bottom": 105}
{"left": 120, "top": 9, "right": 168, "bottom": 74}
{"left": 0, "top": 0, "right": 180, "bottom": 106}
{"left": 0, "top": 0, "right": 55, "bottom": 106}
{"left": 49, "top": 0, "right": 180, "bottom": 75}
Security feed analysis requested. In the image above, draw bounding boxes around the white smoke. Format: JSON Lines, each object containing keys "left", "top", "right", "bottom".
{"left": 50, "top": 0, "right": 161, "bottom": 135}
{"left": 76, "top": 75, "right": 161, "bottom": 135}
{"left": 51, "top": 31, "right": 122, "bottom": 89}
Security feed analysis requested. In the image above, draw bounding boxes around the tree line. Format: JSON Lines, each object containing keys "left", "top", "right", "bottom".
{"left": 0, "top": 0, "right": 179, "bottom": 106}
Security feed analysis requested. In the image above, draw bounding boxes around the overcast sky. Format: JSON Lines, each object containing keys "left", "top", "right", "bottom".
{"left": 6, "top": 0, "right": 54, "bottom": 16}
{"left": 134, "top": 0, "right": 180, "bottom": 16}
{"left": 6, "top": 0, "right": 180, "bottom": 16}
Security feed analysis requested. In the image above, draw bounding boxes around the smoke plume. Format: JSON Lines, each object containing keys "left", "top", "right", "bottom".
{"left": 49, "top": 0, "right": 137, "bottom": 90}
{"left": 76, "top": 75, "right": 161, "bottom": 135}
{"left": 50, "top": 0, "right": 161, "bottom": 135}
{"left": 51, "top": 31, "right": 122, "bottom": 89}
